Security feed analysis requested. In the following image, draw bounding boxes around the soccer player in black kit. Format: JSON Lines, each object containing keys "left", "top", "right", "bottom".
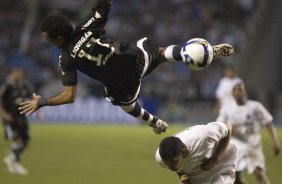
{"left": 0, "top": 68, "right": 34, "bottom": 175}
{"left": 19, "top": 0, "right": 234, "bottom": 134}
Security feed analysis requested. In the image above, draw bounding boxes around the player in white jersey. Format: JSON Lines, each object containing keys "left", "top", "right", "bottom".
{"left": 155, "top": 122, "right": 237, "bottom": 184}
{"left": 216, "top": 82, "right": 280, "bottom": 184}
{"left": 215, "top": 65, "right": 243, "bottom": 113}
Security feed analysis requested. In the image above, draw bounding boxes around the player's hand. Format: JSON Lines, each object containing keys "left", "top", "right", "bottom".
{"left": 180, "top": 174, "right": 191, "bottom": 184}
{"left": 18, "top": 93, "right": 41, "bottom": 116}
{"left": 149, "top": 120, "right": 168, "bottom": 134}
{"left": 201, "top": 157, "right": 217, "bottom": 171}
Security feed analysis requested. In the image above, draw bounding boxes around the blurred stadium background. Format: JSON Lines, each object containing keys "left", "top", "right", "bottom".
{"left": 1, "top": 0, "right": 282, "bottom": 183}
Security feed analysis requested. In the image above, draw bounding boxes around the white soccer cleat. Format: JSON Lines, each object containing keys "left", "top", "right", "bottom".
{"left": 4, "top": 153, "right": 28, "bottom": 175}
{"left": 13, "top": 162, "right": 28, "bottom": 175}
{"left": 150, "top": 120, "right": 169, "bottom": 134}
{"left": 212, "top": 43, "right": 234, "bottom": 59}
{"left": 4, "top": 153, "right": 16, "bottom": 174}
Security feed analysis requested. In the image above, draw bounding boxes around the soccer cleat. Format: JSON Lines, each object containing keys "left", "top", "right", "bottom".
{"left": 150, "top": 120, "right": 169, "bottom": 134}
{"left": 212, "top": 44, "right": 234, "bottom": 59}
{"left": 4, "top": 153, "right": 16, "bottom": 174}
{"left": 4, "top": 153, "right": 28, "bottom": 175}
{"left": 13, "top": 162, "right": 28, "bottom": 175}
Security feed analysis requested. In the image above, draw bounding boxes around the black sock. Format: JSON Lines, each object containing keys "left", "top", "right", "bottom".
{"left": 120, "top": 102, "right": 160, "bottom": 125}
{"left": 172, "top": 45, "right": 182, "bottom": 61}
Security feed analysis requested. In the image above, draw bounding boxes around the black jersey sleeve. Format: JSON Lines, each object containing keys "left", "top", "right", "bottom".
{"left": 76, "top": 0, "right": 111, "bottom": 35}
{"left": 59, "top": 53, "right": 78, "bottom": 86}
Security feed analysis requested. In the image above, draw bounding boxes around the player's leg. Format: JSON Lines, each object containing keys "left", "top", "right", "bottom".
{"left": 254, "top": 167, "right": 270, "bottom": 184}
{"left": 234, "top": 172, "right": 248, "bottom": 184}
{"left": 104, "top": 83, "right": 168, "bottom": 134}
{"left": 6, "top": 135, "right": 29, "bottom": 175}
{"left": 3, "top": 122, "right": 17, "bottom": 173}
{"left": 160, "top": 45, "right": 182, "bottom": 62}
{"left": 120, "top": 102, "right": 168, "bottom": 134}
{"left": 233, "top": 141, "right": 249, "bottom": 184}
{"left": 10, "top": 119, "right": 29, "bottom": 175}
{"left": 12, "top": 138, "right": 28, "bottom": 163}
{"left": 2, "top": 121, "right": 28, "bottom": 175}
{"left": 160, "top": 43, "right": 234, "bottom": 63}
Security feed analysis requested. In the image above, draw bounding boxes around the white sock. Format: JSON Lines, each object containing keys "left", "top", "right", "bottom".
{"left": 164, "top": 45, "right": 177, "bottom": 61}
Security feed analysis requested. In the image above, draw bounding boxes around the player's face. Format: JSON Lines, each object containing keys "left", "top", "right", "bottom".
{"left": 224, "top": 66, "right": 235, "bottom": 78}
{"left": 42, "top": 32, "right": 64, "bottom": 48}
{"left": 232, "top": 84, "right": 246, "bottom": 104}
{"left": 163, "top": 154, "right": 183, "bottom": 171}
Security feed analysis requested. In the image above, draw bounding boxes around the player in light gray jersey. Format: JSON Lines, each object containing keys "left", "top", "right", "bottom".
{"left": 155, "top": 122, "right": 237, "bottom": 184}
{"left": 216, "top": 82, "right": 280, "bottom": 184}
{"left": 215, "top": 65, "right": 243, "bottom": 113}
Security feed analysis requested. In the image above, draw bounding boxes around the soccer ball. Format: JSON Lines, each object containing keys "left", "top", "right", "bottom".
{"left": 180, "top": 38, "right": 213, "bottom": 70}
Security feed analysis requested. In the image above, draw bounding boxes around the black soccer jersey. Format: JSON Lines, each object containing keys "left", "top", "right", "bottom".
{"left": 59, "top": 0, "right": 144, "bottom": 87}
{"left": 0, "top": 80, "right": 33, "bottom": 116}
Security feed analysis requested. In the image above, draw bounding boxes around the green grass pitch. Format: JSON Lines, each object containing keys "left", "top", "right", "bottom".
{"left": 0, "top": 123, "right": 281, "bottom": 184}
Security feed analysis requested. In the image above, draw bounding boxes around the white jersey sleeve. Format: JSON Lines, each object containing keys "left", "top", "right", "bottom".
{"left": 204, "top": 122, "right": 229, "bottom": 159}
{"left": 206, "top": 122, "right": 229, "bottom": 141}
{"left": 255, "top": 102, "right": 273, "bottom": 125}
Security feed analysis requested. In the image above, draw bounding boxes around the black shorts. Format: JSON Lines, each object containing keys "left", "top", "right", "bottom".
{"left": 104, "top": 37, "right": 162, "bottom": 106}
{"left": 3, "top": 116, "right": 30, "bottom": 141}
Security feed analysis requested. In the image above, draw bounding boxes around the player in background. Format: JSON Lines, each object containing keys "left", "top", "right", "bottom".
{"left": 155, "top": 122, "right": 237, "bottom": 184}
{"left": 214, "top": 65, "right": 243, "bottom": 114}
{"left": 216, "top": 82, "right": 280, "bottom": 184}
{"left": 18, "top": 0, "right": 234, "bottom": 134}
{"left": 0, "top": 68, "right": 37, "bottom": 175}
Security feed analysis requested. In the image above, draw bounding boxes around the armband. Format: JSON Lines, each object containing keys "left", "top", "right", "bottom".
{"left": 37, "top": 98, "right": 48, "bottom": 108}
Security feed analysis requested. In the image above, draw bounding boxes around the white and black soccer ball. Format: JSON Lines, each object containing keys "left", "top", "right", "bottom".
{"left": 180, "top": 38, "right": 213, "bottom": 70}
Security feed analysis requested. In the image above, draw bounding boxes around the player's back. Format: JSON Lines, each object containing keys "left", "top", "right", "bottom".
{"left": 61, "top": 29, "right": 142, "bottom": 85}
{"left": 175, "top": 122, "right": 236, "bottom": 181}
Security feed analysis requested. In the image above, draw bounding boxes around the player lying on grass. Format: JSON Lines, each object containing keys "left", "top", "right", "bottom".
{"left": 216, "top": 82, "right": 280, "bottom": 184}
{"left": 155, "top": 122, "right": 237, "bottom": 184}
{"left": 18, "top": 0, "right": 234, "bottom": 134}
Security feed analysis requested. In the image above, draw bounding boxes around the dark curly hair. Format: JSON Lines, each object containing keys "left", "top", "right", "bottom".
{"left": 41, "top": 15, "right": 73, "bottom": 39}
{"left": 159, "top": 136, "right": 183, "bottom": 160}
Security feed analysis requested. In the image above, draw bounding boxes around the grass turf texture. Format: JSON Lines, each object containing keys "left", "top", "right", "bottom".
{"left": 0, "top": 123, "right": 281, "bottom": 184}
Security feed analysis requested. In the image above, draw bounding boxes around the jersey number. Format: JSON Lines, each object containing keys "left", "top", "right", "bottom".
{"left": 78, "top": 38, "right": 115, "bottom": 66}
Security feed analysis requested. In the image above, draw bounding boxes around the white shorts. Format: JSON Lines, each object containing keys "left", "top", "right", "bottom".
{"left": 231, "top": 138, "right": 265, "bottom": 174}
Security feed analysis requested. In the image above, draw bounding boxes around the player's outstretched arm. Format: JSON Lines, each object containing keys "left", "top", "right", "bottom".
{"left": 19, "top": 85, "right": 77, "bottom": 116}
{"left": 266, "top": 122, "right": 281, "bottom": 156}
